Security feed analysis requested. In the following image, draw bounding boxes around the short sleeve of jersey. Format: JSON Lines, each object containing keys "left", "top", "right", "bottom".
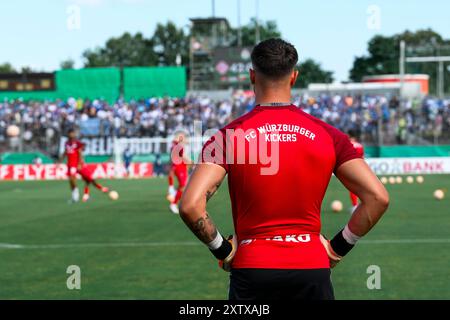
{"left": 355, "top": 143, "right": 365, "bottom": 157}
{"left": 201, "top": 129, "right": 228, "bottom": 172}
{"left": 332, "top": 129, "right": 362, "bottom": 172}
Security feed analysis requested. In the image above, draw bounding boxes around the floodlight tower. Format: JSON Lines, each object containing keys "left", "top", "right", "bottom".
{"left": 401, "top": 41, "right": 450, "bottom": 98}
{"left": 189, "top": 18, "right": 231, "bottom": 90}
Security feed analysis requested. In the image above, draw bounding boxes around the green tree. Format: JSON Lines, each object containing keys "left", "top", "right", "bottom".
{"left": 0, "top": 62, "right": 17, "bottom": 73}
{"left": 20, "top": 66, "right": 34, "bottom": 73}
{"left": 231, "top": 18, "right": 281, "bottom": 46}
{"left": 60, "top": 59, "right": 75, "bottom": 70}
{"left": 152, "top": 21, "right": 189, "bottom": 66}
{"left": 83, "top": 32, "right": 158, "bottom": 67}
{"left": 349, "top": 35, "right": 397, "bottom": 81}
{"left": 295, "top": 59, "right": 334, "bottom": 88}
{"left": 349, "top": 29, "right": 450, "bottom": 94}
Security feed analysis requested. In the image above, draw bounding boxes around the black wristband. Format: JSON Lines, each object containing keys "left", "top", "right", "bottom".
{"left": 209, "top": 237, "right": 232, "bottom": 260}
{"left": 330, "top": 229, "right": 354, "bottom": 257}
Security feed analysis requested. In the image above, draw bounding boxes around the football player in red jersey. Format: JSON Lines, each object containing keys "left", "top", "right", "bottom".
{"left": 348, "top": 129, "right": 365, "bottom": 213}
{"left": 167, "top": 131, "right": 191, "bottom": 214}
{"left": 179, "top": 39, "right": 389, "bottom": 300}
{"left": 62, "top": 129, "right": 109, "bottom": 203}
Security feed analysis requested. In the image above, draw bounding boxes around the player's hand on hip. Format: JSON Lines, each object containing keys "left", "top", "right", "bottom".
{"left": 320, "top": 234, "right": 342, "bottom": 268}
{"left": 215, "top": 235, "right": 237, "bottom": 272}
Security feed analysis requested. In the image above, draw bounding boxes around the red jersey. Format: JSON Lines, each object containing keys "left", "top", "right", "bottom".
{"left": 170, "top": 141, "right": 187, "bottom": 172}
{"left": 351, "top": 140, "right": 364, "bottom": 157}
{"left": 201, "top": 105, "right": 361, "bottom": 269}
{"left": 65, "top": 139, "right": 84, "bottom": 168}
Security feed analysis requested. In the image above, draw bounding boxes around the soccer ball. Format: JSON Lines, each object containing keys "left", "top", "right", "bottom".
{"left": 396, "top": 176, "right": 403, "bottom": 184}
{"left": 406, "top": 176, "right": 414, "bottom": 184}
{"left": 380, "top": 177, "right": 388, "bottom": 185}
{"left": 388, "top": 177, "right": 396, "bottom": 184}
{"left": 109, "top": 191, "right": 119, "bottom": 201}
{"left": 433, "top": 189, "right": 445, "bottom": 200}
{"left": 331, "top": 200, "right": 343, "bottom": 213}
{"left": 416, "top": 176, "right": 424, "bottom": 184}
{"left": 166, "top": 194, "right": 175, "bottom": 203}
{"left": 6, "top": 125, "right": 20, "bottom": 137}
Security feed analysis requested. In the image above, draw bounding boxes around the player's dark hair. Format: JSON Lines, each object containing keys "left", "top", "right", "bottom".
{"left": 251, "top": 38, "right": 298, "bottom": 79}
{"left": 347, "top": 128, "right": 361, "bottom": 139}
{"left": 67, "top": 128, "right": 75, "bottom": 134}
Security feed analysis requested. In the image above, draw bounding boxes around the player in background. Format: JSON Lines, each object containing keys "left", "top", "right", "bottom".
{"left": 179, "top": 39, "right": 389, "bottom": 300}
{"left": 167, "top": 131, "right": 191, "bottom": 214}
{"left": 62, "top": 129, "right": 110, "bottom": 203}
{"left": 348, "top": 129, "right": 365, "bottom": 214}
{"left": 167, "top": 170, "right": 176, "bottom": 203}
{"left": 123, "top": 146, "right": 133, "bottom": 177}
{"left": 153, "top": 153, "right": 164, "bottom": 177}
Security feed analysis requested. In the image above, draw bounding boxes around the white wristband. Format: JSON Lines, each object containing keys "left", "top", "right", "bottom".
{"left": 207, "top": 231, "right": 223, "bottom": 250}
{"left": 342, "top": 225, "right": 361, "bottom": 245}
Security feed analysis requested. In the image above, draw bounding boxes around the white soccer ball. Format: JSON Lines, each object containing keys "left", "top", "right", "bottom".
{"left": 406, "top": 176, "right": 414, "bottom": 184}
{"left": 166, "top": 194, "right": 175, "bottom": 203}
{"left": 6, "top": 125, "right": 20, "bottom": 137}
{"left": 388, "top": 177, "right": 396, "bottom": 185}
{"left": 434, "top": 189, "right": 445, "bottom": 200}
{"left": 109, "top": 190, "right": 119, "bottom": 201}
{"left": 380, "top": 177, "right": 388, "bottom": 185}
{"left": 416, "top": 176, "right": 424, "bottom": 184}
{"left": 331, "top": 200, "right": 343, "bottom": 213}
{"left": 396, "top": 176, "right": 403, "bottom": 184}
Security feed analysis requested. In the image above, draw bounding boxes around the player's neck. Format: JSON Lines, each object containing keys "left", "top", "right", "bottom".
{"left": 254, "top": 88, "right": 292, "bottom": 106}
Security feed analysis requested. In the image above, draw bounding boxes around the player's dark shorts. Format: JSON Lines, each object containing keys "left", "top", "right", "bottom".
{"left": 229, "top": 268, "right": 334, "bottom": 300}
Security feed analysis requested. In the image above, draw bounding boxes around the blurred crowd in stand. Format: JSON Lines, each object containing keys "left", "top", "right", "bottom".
{"left": 1, "top": 92, "right": 449, "bottom": 154}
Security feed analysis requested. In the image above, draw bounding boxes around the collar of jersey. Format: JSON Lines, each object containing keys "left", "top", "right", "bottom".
{"left": 256, "top": 102, "right": 292, "bottom": 107}
{"left": 255, "top": 103, "right": 296, "bottom": 111}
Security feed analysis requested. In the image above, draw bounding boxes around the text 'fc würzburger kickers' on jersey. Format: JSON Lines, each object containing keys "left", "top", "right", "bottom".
{"left": 250, "top": 123, "right": 316, "bottom": 142}
{"left": 198, "top": 123, "right": 318, "bottom": 176}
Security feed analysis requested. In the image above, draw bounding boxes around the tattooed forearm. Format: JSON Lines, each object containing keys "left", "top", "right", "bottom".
{"left": 184, "top": 213, "right": 218, "bottom": 244}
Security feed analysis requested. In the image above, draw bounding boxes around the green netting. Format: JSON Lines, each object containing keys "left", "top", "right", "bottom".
{"left": 0, "top": 153, "right": 171, "bottom": 165}
{"left": 132, "top": 153, "right": 170, "bottom": 163}
{"left": 83, "top": 155, "right": 112, "bottom": 163}
{"left": 379, "top": 145, "right": 450, "bottom": 157}
{"left": 56, "top": 68, "right": 120, "bottom": 102}
{"left": 0, "top": 68, "right": 121, "bottom": 102}
{"left": 123, "top": 67, "right": 186, "bottom": 100}
{"left": 3, "top": 146, "right": 450, "bottom": 165}
{"left": 85, "top": 154, "right": 171, "bottom": 163}
{"left": 364, "top": 146, "right": 380, "bottom": 158}
{"left": 0, "top": 152, "right": 54, "bottom": 164}
{"left": 145, "top": 148, "right": 450, "bottom": 160}
{"left": 364, "top": 145, "right": 450, "bottom": 158}
{"left": 0, "top": 67, "right": 185, "bottom": 102}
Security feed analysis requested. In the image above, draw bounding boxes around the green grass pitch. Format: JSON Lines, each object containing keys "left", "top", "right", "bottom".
{"left": 0, "top": 175, "right": 449, "bottom": 299}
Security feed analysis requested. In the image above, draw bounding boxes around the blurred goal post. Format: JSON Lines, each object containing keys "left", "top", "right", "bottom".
{"left": 112, "top": 135, "right": 208, "bottom": 177}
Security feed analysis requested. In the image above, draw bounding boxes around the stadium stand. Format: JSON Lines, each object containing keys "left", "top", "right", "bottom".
{"left": 1, "top": 93, "right": 448, "bottom": 149}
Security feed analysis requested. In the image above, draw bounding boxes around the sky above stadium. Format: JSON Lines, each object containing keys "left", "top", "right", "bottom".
{"left": 1, "top": 0, "right": 449, "bottom": 81}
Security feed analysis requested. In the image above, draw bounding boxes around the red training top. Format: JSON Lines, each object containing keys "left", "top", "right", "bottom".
{"left": 171, "top": 140, "right": 188, "bottom": 172}
{"left": 351, "top": 140, "right": 365, "bottom": 158}
{"left": 65, "top": 139, "right": 84, "bottom": 168}
{"left": 201, "top": 104, "right": 362, "bottom": 269}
